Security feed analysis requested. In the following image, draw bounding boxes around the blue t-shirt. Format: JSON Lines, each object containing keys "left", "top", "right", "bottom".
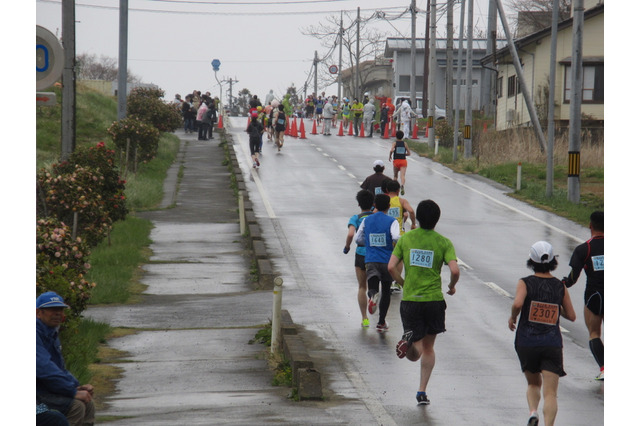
{"left": 361, "top": 212, "right": 396, "bottom": 263}
{"left": 348, "top": 211, "right": 372, "bottom": 256}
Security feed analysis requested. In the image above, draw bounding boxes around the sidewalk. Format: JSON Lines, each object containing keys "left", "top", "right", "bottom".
{"left": 85, "top": 129, "right": 365, "bottom": 424}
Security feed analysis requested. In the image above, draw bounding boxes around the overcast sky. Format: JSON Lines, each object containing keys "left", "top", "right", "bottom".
{"left": 35, "top": 0, "right": 507, "bottom": 104}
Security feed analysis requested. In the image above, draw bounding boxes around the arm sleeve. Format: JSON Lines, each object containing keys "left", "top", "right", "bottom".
{"left": 355, "top": 218, "right": 366, "bottom": 246}
{"left": 36, "top": 334, "right": 79, "bottom": 398}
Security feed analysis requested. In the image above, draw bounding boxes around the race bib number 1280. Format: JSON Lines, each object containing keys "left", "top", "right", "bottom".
{"left": 409, "top": 249, "right": 434, "bottom": 268}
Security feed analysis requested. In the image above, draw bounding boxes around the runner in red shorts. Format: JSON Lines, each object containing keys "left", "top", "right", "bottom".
{"left": 389, "top": 130, "right": 411, "bottom": 195}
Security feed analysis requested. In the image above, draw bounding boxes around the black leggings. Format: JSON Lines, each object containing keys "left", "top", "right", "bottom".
{"left": 368, "top": 277, "right": 392, "bottom": 324}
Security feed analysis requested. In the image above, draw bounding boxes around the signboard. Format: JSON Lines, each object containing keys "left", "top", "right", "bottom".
{"left": 328, "top": 64, "right": 338, "bottom": 74}
{"left": 36, "top": 25, "right": 65, "bottom": 91}
{"left": 211, "top": 58, "right": 221, "bottom": 71}
{"left": 36, "top": 92, "right": 57, "bottom": 106}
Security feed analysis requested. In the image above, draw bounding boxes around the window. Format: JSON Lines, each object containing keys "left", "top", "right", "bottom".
{"left": 399, "top": 75, "right": 424, "bottom": 93}
{"left": 563, "top": 64, "right": 604, "bottom": 103}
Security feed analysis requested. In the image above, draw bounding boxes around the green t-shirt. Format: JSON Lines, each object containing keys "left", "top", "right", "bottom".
{"left": 392, "top": 228, "right": 457, "bottom": 302}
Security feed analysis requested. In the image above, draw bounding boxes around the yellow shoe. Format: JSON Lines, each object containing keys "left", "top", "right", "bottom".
{"left": 361, "top": 318, "right": 370, "bottom": 328}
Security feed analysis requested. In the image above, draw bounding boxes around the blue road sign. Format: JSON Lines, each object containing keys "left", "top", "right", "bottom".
{"left": 211, "top": 59, "right": 221, "bottom": 71}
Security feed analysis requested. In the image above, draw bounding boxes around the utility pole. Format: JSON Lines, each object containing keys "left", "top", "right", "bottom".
{"left": 355, "top": 7, "right": 360, "bottom": 99}
{"left": 446, "top": 0, "right": 454, "bottom": 126}
{"left": 313, "top": 50, "right": 319, "bottom": 96}
{"left": 495, "top": 0, "right": 547, "bottom": 153}
{"left": 422, "top": 0, "right": 430, "bottom": 118}
{"left": 61, "top": 0, "right": 76, "bottom": 161}
{"left": 546, "top": 0, "right": 560, "bottom": 198}
{"left": 481, "top": 0, "right": 497, "bottom": 119}
{"left": 463, "top": 0, "right": 473, "bottom": 158}
{"left": 338, "top": 12, "right": 343, "bottom": 102}
{"left": 427, "top": 0, "right": 436, "bottom": 148}
{"left": 453, "top": 0, "right": 466, "bottom": 162}
{"left": 410, "top": 0, "right": 417, "bottom": 112}
{"left": 117, "top": 0, "right": 128, "bottom": 120}
{"left": 568, "top": 0, "right": 584, "bottom": 203}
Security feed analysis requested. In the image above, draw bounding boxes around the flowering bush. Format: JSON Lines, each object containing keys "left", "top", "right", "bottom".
{"left": 127, "top": 87, "right": 182, "bottom": 133}
{"left": 107, "top": 116, "right": 160, "bottom": 164}
{"left": 36, "top": 218, "right": 95, "bottom": 319}
{"left": 55, "top": 142, "right": 128, "bottom": 223}
{"left": 37, "top": 164, "right": 111, "bottom": 247}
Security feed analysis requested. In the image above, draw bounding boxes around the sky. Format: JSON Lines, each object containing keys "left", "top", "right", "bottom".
{"left": 34, "top": 0, "right": 506, "bottom": 104}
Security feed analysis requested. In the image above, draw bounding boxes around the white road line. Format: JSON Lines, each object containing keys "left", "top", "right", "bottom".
{"left": 484, "top": 282, "right": 512, "bottom": 298}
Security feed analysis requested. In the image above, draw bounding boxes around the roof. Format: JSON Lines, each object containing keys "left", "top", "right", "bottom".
{"left": 384, "top": 38, "right": 508, "bottom": 57}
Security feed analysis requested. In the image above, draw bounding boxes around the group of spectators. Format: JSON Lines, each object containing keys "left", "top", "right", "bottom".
{"left": 174, "top": 91, "right": 219, "bottom": 141}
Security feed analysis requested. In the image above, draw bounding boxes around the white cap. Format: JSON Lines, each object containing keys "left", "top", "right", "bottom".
{"left": 373, "top": 160, "right": 385, "bottom": 168}
{"left": 529, "top": 241, "right": 556, "bottom": 264}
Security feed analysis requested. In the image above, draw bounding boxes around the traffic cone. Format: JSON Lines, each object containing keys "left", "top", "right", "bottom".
{"left": 299, "top": 118, "right": 306, "bottom": 139}
{"left": 290, "top": 116, "right": 298, "bottom": 138}
{"left": 217, "top": 115, "right": 224, "bottom": 129}
{"left": 348, "top": 121, "right": 354, "bottom": 136}
{"left": 382, "top": 122, "right": 389, "bottom": 139}
{"left": 337, "top": 122, "right": 344, "bottom": 136}
{"left": 359, "top": 122, "right": 365, "bottom": 138}
{"left": 391, "top": 123, "right": 396, "bottom": 138}
{"left": 412, "top": 123, "right": 419, "bottom": 139}
{"left": 311, "top": 120, "right": 318, "bottom": 135}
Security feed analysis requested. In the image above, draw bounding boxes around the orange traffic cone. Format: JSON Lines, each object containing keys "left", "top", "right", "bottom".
{"left": 337, "top": 122, "right": 344, "bottom": 136}
{"left": 412, "top": 123, "right": 419, "bottom": 139}
{"left": 311, "top": 119, "right": 318, "bottom": 135}
{"left": 299, "top": 118, "right": 306, "bottom": 139}
{"left": 359, "top": 122, "right": 365, "bottom": 138}
{"left": 391, "top": 123, "right": 396, "bottom": 138}
{"left": 348, "top": 121, "right": 354, "bottom": 136}
{"left": 382, "top": 122, "right": 389, "bottom": 139}
{"left": 290, "top": 117, "right": 298, "bottom": 138}
{"left": 217, "top": 115, "right": 224, "bottom": 129}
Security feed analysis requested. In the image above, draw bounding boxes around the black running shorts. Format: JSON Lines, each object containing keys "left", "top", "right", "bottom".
{"left": 515, "top": 346, "right": 566, "bottom": 377}
{"left": 585, "top": 287, "right": 604, "bottom": 316}
{"left": 354, "top": 253, "right": 365, "bottom": 270}
{"left": 400, "top": 300, "right": 447, "bottom": 342}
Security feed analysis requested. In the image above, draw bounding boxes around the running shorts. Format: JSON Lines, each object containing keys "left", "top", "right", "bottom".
{"left": 515, "top": 346, "right": 566, "bottom": 377}
{"left": 354, "top": 253, "right": 365, "bottom": 270}
{"left": 585, "top": 287, "right": 604, "bottom": 316}
{"left": 365, "top": 262, "right": 393, "bottom": 284}
{"left": 393, "top": 159, "right": 408, "bottom": 170}
{"left": 400, "top": 300, "right": 447, "bottom": 342}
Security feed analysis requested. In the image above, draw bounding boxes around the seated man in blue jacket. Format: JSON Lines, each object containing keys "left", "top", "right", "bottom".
{"left": 36, "top": 291, "right": 95, "bottom": 426}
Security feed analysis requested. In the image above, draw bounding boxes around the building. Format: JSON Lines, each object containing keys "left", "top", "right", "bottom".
{"left": 383, "top": 37, "right": 507, "bottom": 112}
{"left": 484, "top": 1, "right": 604, "bottom": 131}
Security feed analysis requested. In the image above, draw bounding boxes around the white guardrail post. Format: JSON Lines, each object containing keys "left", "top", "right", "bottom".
{"left": 270, "top": 276, "right": 284, "bottom": 354}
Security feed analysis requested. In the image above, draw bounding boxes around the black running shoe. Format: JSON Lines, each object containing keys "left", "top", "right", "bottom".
{"left": 416, "top": 392, "right": 430, "bottom": 405}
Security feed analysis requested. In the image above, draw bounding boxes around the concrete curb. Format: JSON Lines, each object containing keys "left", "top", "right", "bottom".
{"left": 221, "top": 129, "right": 323, "bottom": 400}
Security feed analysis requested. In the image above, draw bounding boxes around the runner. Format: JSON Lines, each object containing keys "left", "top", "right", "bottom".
{"left": 274, "top": 104, "right": 286, "bottom": 152}
{"left": 246, "top": 111, "right": 264, "bottom": 168}
{"left": 355, "top": 194, "right": 400, "bottom": 333}
{"left": 509, "top": 241, "right": 576, "bottom": 426}
{"left": 343, "top": 190, "right": 375, "bottom": 327}
{"left": 385, "top": 179, "right": 416, "bottom": 294}
{"left": 360, "top": 160, "right": 393, "bottom": 196}
{"left": 562, "top": 211, "right": 604, "bottom": 381}
{"left": 388, "top": 199, "right": 459, "bottom": 406}
{"left": 389, "top": 130, "right": 411, "bottom": 195}
{"left": 341, "top": 98, "right": 351, "bottom": 132}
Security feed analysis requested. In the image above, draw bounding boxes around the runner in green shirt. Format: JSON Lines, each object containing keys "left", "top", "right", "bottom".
{"left": 388, "top": 199, "right": 460, "bottom": 406}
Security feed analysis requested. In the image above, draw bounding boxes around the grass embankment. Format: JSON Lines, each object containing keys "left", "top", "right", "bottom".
{"left": 407, "top": 126, "right": 604, "bottom": 226}
{"left": 36, "top": 83, "right": 180, "bottom": 409}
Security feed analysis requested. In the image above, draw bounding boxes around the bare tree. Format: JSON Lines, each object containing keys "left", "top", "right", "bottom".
{"left": 505, "top": 0, "right": 572, "bottom": 36}
{"left": 301, "top": 10, "right": 389, "bottom": 95}
{"left": 76, "top": 53, "right": 141, "bottom": 83}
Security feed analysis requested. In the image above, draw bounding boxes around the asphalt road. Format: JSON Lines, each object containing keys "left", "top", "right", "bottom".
{"left": 228, "top": 116, "right": 604, "bottom": 426}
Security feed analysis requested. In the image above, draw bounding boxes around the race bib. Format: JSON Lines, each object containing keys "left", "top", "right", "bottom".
{"left": 396, "top": 147, "right": 406, "bottom": 154}
{"left": 387, "top": 207, "right": 400, "bottom": 219}
{"left": 374, "top": 187, "right": 383, "bottom": 195}
{"left": 528, "top": 301, "right": 559, "bottom": 325}
{"left": 409, "top": 249, "right": 434, "bottom": 268}
{"left": 591, "top": 255, "right": 604, "bottom": 271}
{"left": 369, "top": 233, "right": 387, "bottom": 247}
